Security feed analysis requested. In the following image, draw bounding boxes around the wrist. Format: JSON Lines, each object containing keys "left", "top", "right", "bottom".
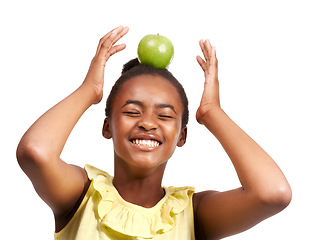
{"left": 79, "top": 81, "right": 103, "bottom": 105}
{"left": 196, "top": 103, "right": 223, "bottom": 125}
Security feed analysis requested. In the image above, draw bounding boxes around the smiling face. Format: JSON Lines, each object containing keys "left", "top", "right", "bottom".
{"left": 103, "top": 74, "right": 187, "bottom": 175}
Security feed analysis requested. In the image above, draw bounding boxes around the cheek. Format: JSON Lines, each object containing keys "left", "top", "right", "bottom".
{"left": 109, "top": 118, "right": 130, "bottom": 146}
{"left": 164, "top": 121, "right": 183, "bottom": 143}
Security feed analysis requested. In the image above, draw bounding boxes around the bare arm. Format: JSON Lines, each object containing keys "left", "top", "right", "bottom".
{"left": 194, "top": 40, "right": 292, "bottom": 239}
{"left": 16, "top": 26, "right": 129, "bottom": 217}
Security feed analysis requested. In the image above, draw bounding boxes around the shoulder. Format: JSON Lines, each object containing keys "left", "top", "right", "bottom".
{"left": 193, "top": 190, "right": 221, "bottom": 240}
{"left": 193, "top": 190, "right": 220, "bottom": 210}
{"left": 55, "top": 164, "right": 90, "bottom": 232}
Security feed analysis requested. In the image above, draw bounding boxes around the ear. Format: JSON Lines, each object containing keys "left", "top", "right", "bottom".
{"left": 177, "top": 127, "right": 187, "bottom": 147}
{"left": 102, "top": 118, "right": 112, "bottom": 139}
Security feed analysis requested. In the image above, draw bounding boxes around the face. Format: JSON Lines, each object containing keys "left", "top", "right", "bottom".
{"left": 103, "top": 74, "right": 187, "bottom": 173}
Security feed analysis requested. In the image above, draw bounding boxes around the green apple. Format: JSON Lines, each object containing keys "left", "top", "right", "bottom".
{"left": 137, "top": 34, "right": 174, "bottom": 69}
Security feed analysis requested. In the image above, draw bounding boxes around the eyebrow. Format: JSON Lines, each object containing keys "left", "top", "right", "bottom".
{"left": 156, "top": 103, "right": 177, "bottom": 113}
{"left": 121, "top": 100, "right": 143, "bottom": 108}
{"left": 121, "top": 100, "right": 177, "bottom": 113}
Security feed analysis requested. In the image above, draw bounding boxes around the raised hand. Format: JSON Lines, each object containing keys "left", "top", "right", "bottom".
{"left": 196, "top": 39, "right": 220, "bottom": 124}
{"left": 193, "top": 40, "right": 292, "bottom": 240}
{"left": 84, "top": 26, "right": 129, "bottom": 104}
{"left": 16, "top": 26, "right": 129, "bottom": 219}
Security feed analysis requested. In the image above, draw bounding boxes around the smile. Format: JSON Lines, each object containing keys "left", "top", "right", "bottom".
{"left": 131, "top": 139, "right": 160, "bottom": 148}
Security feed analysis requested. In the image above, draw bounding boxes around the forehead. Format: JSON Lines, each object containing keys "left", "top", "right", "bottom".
{"left": 117, "top": 74, "right": 182, "bottom": 108}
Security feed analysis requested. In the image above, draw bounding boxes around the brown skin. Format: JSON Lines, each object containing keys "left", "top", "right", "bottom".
{"left": 16, "top": 26, "right": 129, "bottom": 231}
{"left": 193, "top": 40, "right": 291, "bottom": 239}
{"left": 102, "top": 74, "right": 187, "bottom": 207}
{"left": 16, "top": 26, "right": 291, "bottom": 238}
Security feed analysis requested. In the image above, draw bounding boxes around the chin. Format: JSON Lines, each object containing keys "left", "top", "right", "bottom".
{"left": 122, "top": 156, "right": 168, "bottom": 177}
{"left": 132, "top": 157, "right": 167, "bottom": 170}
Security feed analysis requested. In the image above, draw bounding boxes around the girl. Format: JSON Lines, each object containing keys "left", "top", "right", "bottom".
{"left": 17, "top": 26, "right": 292, "bottom": 239}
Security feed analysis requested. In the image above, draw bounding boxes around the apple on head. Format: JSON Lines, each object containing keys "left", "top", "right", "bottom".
{"left": 137, "top": 34, "right": 174, "bottom": 69}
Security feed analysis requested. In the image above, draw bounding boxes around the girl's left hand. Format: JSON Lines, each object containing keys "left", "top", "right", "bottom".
{"left": 196, "top": 39, "right": 220, "bottom": 124}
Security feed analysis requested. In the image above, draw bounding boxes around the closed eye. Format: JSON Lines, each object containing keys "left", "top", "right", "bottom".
{"left": 123, "top": 111, "right": 141, "bottom": 116}
{"left": 158, "top": 114, "right": 175, "bottom": 120}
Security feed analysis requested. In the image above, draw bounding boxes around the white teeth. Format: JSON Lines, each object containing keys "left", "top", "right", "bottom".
{"left": 132, "top": 139, "right": 160, "bottom": 147}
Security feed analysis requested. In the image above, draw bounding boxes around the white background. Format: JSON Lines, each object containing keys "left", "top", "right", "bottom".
{"left": 1, "top": 0, "right": 324, "bottom": 239}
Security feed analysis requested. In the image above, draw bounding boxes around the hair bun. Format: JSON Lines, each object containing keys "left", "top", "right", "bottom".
{"left": 122, "top": 58, "right": 140, "bottom": 74}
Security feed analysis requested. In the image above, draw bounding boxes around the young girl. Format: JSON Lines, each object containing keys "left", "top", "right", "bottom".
{"left": 17, "top": 26, "right": 292, "bottom": 239}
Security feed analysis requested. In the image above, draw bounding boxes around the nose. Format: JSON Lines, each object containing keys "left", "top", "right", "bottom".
{"left": 137, "top": 113, "right": 158, "bottom": 131}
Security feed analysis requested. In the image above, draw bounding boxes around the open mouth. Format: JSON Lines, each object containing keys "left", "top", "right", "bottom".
{"left": 131, "top": 139, "right": 161, "bottom": 148}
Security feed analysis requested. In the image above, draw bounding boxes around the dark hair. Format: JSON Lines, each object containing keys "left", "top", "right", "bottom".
{"left": 105, "top": 58, "right": 189, "bottom": 129}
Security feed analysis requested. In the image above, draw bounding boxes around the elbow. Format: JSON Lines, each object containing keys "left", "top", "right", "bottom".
{"left": 16, "top": 140, "right": 48, "bottom": 172}
{"left": 259, "top": 182, "right": 292, "bottom": 211}
{"left": 272, "top": 184, "right": 292, "bottom": 209}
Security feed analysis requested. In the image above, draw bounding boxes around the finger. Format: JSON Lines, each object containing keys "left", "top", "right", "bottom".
{"left": 200, "top": 39, "right": 212, "bottom": 62}
{"left": 196, "top": 55, "right": 207, "bottom": 72}
{"left": 209, "top": 47, "right": 218, "bottom": 76}
{"left": 208, "top": 46, "right": 217, "bottom": 66}
{"left": 96, "top": 26, "right": 128, "bottom": 55}
{"left": 102, "top": 26, "right": 128, "bottom": 50}
{"left": 211, "top": 46, "right": 216, "bottom": 57}
{"left": 97, "top": 26, "right": 128, "bottom": 60}
{"left": 212, "top": 47, "right": 219, "bottom": 76}
{"left": 102, "top": 26, "right": 123, "bottom": 41}
{"left": 205, "top": 39, "right": 214, "bottom": 63}
{"left": 105, "top": 43, "right": 127, "bottom": 60}
{"left": 204, "top": 39, "right": 212, "bottom": 51}
{"left": 199, "top": 39, "right": 205, "bottom": 55}
{"left": 108, "top": 26, "right": 129, "bottom": 50}
{"left": 206, "top": 46, "right": 218, "bottom": 81}
{"left": 96, "top": 26, "right": 122, "bottom": 55}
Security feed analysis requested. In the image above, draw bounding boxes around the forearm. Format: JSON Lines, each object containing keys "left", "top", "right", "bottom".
{"left": 194, "top": 40, "right": 291, "bottom": 239}
{"left": 201, "top": 107, "right": 291, "bottom": 202}
{"left": 18, "top": 83, "right": 97, "bottom": 162}
{"left": 17, "top": 25, "right": 129, "bottom": 164}
{"left": 16, "top": 27, "right": 129, "bottom": 217}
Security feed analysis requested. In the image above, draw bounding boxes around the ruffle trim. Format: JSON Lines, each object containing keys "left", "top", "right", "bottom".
{"left": 85, "top": 164, "right": 195, "bottom": 239}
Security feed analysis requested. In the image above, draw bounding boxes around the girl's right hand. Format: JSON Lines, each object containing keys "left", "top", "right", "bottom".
{"left": 16, "top": 26, "right": 129, "bottom": 227}
{"left": 83, "top": 26, "right": 129, "bottom": 104}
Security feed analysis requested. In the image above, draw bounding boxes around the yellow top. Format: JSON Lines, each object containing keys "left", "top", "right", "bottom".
{"left": 54, "top": 164, "right": 195, "bottom": 240}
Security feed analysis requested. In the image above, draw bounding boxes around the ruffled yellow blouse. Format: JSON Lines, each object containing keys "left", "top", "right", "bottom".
{"left": 54, "top": 164, "right": 195, "bottom": 239}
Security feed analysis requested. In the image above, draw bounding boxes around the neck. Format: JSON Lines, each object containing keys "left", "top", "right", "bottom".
{"left": 113, "top": 158, "right": 167, "bottom": 208}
